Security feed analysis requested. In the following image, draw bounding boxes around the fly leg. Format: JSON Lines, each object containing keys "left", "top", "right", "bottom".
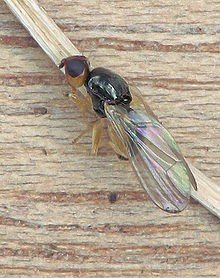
{"left": 72, "top": 122, "right": 93, "bottom": 145}
{"left": 72, "top": 118, "right": 105, "bottom": 156}
{"left": 108, "top": 125, "right": 128, "bottom": 160}
{"left": 68, "top": 87, "right": 105, "bottom": 154}
{"left": 91, "top": 118, "right": 105, "bottom": 155}
{"left": 70, "top": 87, "right": 93, "bottom": 117}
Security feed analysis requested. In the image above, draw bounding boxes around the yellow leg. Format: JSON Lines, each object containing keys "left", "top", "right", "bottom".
{"left": 67, "top": 86, "right": 106, "bottom": 155}
{"left": 70, "top": 87, "right": 93, "bottom": 117}
{"left": 72, "top": 118, "right": 105, "bottom": 155}
{"left": 108, "top": 125, "right": 128, "bottom": 160}
{"left": 91, "top": 119, "right": 105, "bottom": 155}
{"left": 72, "top": 123, "right": 92, "bottom": 145}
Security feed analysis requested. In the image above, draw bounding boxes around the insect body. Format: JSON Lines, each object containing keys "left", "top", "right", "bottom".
{"left": 60, "top": 55, "right": 197, "bottom": 213}
{"left": 86, "top": 67, "right": 132, "bottom": 117}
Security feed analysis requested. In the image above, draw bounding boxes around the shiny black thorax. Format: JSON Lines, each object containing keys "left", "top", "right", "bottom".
{"left": 85, "top": 67, "right": 132, "bottom": 117}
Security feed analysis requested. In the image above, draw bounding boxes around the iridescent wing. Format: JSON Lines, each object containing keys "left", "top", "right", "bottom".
{"left": 105, "top": 87, "right": 196, "bottom": 213}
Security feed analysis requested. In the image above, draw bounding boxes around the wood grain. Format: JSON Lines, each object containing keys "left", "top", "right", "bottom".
{"left": 0, "top": 0, "right": 219, "bottom": 277}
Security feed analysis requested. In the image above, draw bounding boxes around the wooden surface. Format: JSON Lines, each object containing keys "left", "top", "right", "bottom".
{"left": 4, "top": 0, "right": 220, "bottom": 217}
{"left": 0, "top": 0, "right": 219, "bottom": 277}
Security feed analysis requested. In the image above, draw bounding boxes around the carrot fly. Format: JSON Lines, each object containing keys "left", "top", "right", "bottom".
{"left": 59, "top": 55, "right": 197, "bottom": 213}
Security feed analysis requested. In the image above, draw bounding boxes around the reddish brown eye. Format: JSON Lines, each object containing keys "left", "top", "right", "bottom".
{"left": 60, "top": 55, "right": 89, "bottom": 88}
{"left": 65, "top": 59, "right": 86, "bottom": 78}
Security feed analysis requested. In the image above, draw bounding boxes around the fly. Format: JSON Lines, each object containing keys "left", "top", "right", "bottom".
{"left": 59, "top": 55, "right": 197, "bottom": 213}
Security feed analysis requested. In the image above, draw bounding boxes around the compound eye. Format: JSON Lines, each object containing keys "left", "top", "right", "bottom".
{"left": 66, "top": 59, "right": 87, "bottom": 78}
{"left": 61, "top": 56, "right": 89, "bottom": 88}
